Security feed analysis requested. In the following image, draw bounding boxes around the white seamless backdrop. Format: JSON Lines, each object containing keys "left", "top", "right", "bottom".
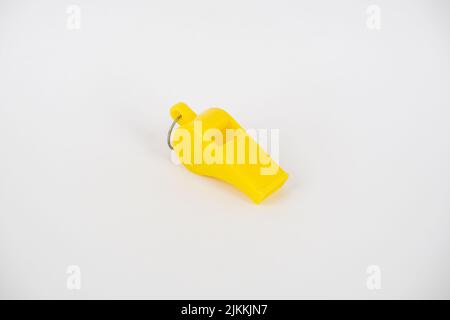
{"left": 0, "top": 0, "right": 449, "bottom": 299}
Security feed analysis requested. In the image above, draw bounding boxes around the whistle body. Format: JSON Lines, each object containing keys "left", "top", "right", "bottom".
{"left": 170, "top": 102, "right": 288, "bottom": 204}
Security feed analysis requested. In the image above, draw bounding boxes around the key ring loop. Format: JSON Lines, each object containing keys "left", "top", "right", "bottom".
{"left": 167, "top": 115, "right": 182, "bottom": 150}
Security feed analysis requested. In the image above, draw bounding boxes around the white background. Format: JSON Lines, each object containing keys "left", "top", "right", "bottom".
{"left": 1, "top": 0, "right": 449, "bottom": 299}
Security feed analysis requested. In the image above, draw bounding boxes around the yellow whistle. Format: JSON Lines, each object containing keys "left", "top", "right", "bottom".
{"left": 168, "top": 102, "right": 288, "bottom": 204}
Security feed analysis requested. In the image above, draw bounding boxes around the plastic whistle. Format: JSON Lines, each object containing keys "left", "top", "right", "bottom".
{"left": 169, "top": 102, "right": 288, "bottom": 204}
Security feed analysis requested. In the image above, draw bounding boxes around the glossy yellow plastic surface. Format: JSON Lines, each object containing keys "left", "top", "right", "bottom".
{"left": 169, "top": 102, "right": 288, "bottom": 204}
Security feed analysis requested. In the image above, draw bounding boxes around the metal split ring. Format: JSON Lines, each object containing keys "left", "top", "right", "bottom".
{"left": 167, "top": 115, "right": 182, "bottom": 150}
